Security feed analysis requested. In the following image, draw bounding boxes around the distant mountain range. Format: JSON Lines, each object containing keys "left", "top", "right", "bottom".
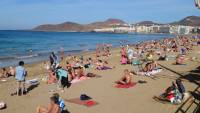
{"left": 33, "top": 19, "right": 126, "bottom": 32}
{"left": 33, "top": 16, "right": 200, "bottom": 32}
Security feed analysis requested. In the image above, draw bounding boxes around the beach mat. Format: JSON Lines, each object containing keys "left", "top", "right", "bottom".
{"left": 115, "top": 82, "right": 137, "bottom": 88}
{"left": 65, "top": 98, "right": 98, "bottom": 107}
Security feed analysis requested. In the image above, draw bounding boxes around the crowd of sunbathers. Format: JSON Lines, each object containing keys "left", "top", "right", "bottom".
{"left": 118, "top": 36, "right": 200, "bottom": 74}
{"left": 0, "top": 35, "right": 200, "bottom": 111}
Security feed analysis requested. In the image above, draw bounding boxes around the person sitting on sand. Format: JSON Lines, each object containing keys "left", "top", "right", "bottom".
{"left": 8, "top": 66, "right": 15, "bottom": 77}
{"left": 15, "top": 61, "right": 27, "bottom": 96}
{"left": 143, "top": 61, "right": 157, "bottom": 72}
{"left": 115, "top": 69, "right": 132, "bottom": 85}
{"left": 47, "top": 68, "right": 57, "bottom": 84}
{"left": 53, "top": 93, "right": 65, "bottom": 111}
{"left": 146, "top": 51, "right": 154, "bottom": 61}
{"left": 36, "top": 96, "right": 60, "bottom": 113}
{"left": 0, "top": 68, "right": 8, "bottom": 78}
{"left": 175, "top": 54, "right": 185, "bottom": 65}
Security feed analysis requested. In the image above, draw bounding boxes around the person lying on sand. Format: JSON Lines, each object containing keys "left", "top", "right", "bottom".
{"left": 8, "top": 66, "right": 15, "bottom": 77}
{"left": 115, "top": 69, "right": 132, "bottom": 85}
{"left": 36, "top": 96, "right": 60, "bottom": 113}
{"left": 131, "top": 61, "right": 158, "bottom": 75}
{"left": 96, "top": 60, "right": 114, "bottom": 70}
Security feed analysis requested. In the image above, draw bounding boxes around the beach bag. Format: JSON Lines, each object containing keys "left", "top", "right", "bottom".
{"left": 132, "top": 59, "right": 140, "bottom": 65}
{"left": 80, "top": 94, "right": 92, "bottom": 100}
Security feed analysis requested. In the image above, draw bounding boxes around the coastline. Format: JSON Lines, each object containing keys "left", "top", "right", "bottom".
{"left": 0, "top": 35, "right": 200, "bottom": 113}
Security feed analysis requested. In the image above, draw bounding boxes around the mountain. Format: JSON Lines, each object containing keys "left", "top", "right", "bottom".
{"left": 33, "top": 18, "right": 126, "bottom": 32}
{"left": 33, "top": 16, "right": 200, "bottom": 32}
{"left": 135, "top": 21, "right": 161, "bottom": 26}
{"left": 171, "top": 16, "right": 200, "bottom": 26}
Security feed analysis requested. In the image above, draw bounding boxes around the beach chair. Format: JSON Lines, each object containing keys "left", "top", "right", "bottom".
{"left": 132, "top": 59, "right": 143, "bottom": 71}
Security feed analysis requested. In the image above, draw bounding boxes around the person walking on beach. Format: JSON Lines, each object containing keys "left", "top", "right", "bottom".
{"left": 15, "top": 61, "right": 27, "bottom": 96}
{"left": 49, "top": 52, "right": 59, "bottom": 69}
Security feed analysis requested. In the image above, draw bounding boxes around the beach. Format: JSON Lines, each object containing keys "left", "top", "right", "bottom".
{"left": 0, "top": 37, "right": 200, "bottom": 113}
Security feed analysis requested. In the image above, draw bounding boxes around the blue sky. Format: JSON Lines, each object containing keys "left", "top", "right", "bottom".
{"left": 0, "top": 0, "right": 199, "bottom": 29}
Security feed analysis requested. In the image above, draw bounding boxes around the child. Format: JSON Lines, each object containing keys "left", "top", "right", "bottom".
{"left": 115, "top": 69, "right": 132, "bottom": 85}
{"left": 15, "top": 61, "right": 27, "bottom": 96}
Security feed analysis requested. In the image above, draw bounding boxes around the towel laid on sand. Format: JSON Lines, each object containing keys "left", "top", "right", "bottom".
{"left": 70, "top": 76, "right": 90, "bottom": 84}
{"left": 137, "top": 68, "right": 163, "bottom": 76}
{"left": 25, "top": 78, "right": 39, "bottom": 85}
{"left": 65, "top": 98, "right": 98, "bottom": 107}
{"left": 115, "top": 82, "right": 137, "bottom": 88}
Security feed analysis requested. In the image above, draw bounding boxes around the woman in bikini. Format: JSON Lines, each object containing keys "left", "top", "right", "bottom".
{"left": 115, "top": 69, "right": 132, "bottom": 85}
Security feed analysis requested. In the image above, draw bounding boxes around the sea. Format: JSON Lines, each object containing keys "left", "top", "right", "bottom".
{"left": 0, "top": 30, "right": 174, "bottom": 67}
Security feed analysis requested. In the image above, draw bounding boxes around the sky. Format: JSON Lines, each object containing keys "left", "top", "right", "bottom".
{"left": 0, "top": 0, "right": 199, "bottom": 30}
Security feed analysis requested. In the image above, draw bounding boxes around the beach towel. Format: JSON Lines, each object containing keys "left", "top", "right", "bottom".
{"left": 65, "top": 98, "right": 98, "bottom": 107}
{"left": 96, "top": 66, "right": 112, "bottom": 70}
{"left": 137, "top": 68, "right": 162, "bottom": 76}
{"left": 0, "top": 79, "right": 7, "bottom": 82}
{"left": 25, "top": 78, "right": 39, "bottom": 85}
{"left": 70, "top": 76, "right": 90, "bottom": 84}
{"left": 115, "top": 82, "right": 137, "bottom": 88}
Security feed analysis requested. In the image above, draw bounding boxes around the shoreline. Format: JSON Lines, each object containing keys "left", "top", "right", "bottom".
{"left": 0, "top": 34, "right": 200, "bottom": 113}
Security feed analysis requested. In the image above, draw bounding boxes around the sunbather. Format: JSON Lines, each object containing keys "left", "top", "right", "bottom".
{"left": 36, "top": 96, "right": 60, "bottom": 113}
{"left": 96, "top": 60, "right": 113, "bottom": 70}
{"left": 175, "top": 54, "right": 185, "bottom": 65}
{"left": 47, "top": 68, "right": 57, "bottom": 84}
{"left": 142, "top": 61, "right": 157, "bottom": 72}
{"left": 115, "top": 69, "right": 132, "bottom": 85}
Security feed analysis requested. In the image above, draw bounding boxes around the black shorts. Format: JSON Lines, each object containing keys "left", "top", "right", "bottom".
{"left": 61, "top": 76, "right": 68, "bottom": 87}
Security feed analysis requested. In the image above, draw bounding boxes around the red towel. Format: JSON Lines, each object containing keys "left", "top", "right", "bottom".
{"left": 85, "top": 100, "right": 96, "bottom": 107}
{"left": 115, "top": 82, "right": 137, "bottom": 88}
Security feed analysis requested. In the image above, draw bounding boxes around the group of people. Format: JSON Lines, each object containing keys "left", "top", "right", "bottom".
{"left": 154, "top": 79, "right": 186, "bottom": 104}
{"left": 0, "top": 35, "right": 199, "bottom": 112}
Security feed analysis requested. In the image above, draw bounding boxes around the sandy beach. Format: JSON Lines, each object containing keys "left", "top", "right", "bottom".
{"left": 0, "top": 39, "right": 200, "bottom": 113}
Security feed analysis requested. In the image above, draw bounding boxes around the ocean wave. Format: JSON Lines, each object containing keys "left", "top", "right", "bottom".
{"left": 15, "top": 54, "right": 39, "bottom": 59}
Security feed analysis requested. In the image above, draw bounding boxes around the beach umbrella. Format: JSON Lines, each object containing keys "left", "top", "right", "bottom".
{"left": 195, "top": 0, "right": 200, "bottom": 9}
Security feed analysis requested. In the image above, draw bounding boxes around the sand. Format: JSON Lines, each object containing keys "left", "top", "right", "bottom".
{"left": 0, "top": 46, "right": 200, "bottom": 113}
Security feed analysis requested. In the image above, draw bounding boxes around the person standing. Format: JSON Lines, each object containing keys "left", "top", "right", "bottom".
{"left": 15, "top": 61, "right": 27, "bottom": 96}
{"left": 49, "top": 52, "right": 59, "bottom": 69}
